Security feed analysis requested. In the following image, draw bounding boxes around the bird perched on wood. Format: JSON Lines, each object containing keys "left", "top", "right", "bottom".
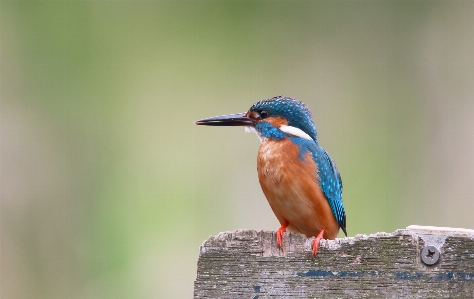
{"left": 195, "top": 96, "right": 346, "bottom": 256}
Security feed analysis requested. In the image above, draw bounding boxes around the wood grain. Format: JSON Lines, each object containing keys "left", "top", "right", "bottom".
{"left": 194, "top": 227, "right": 474, "bottom": 298}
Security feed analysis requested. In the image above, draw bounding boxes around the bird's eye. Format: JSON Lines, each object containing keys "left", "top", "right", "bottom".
{"left": 260, "top": 110, "right": 268, "bottom": 119}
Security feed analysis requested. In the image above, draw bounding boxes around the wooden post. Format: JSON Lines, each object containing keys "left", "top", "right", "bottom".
{"left": 194, "top": 225, "right": 474, "bottom": 298}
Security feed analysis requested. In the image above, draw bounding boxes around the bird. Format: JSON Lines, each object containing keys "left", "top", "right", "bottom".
{"left": 195, "top": 96, "right": 346, "bottom": 256}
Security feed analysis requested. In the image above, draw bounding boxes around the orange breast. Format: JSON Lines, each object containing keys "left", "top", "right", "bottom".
{"left": 257, "top": 138, "right": 340, "bottom": 239}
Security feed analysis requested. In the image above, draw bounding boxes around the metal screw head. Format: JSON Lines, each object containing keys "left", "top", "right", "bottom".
{"left": 421, "top": 245, "right": 440, "bottom": 265}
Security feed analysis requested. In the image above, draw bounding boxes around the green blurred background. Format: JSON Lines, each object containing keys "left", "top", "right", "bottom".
{"left": 2, "top": 1, "right": 474, "bottom": 298}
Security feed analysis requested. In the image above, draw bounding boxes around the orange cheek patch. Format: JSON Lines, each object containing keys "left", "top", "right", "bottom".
{"left": 266, "top": 116, "right": 288, "bottom": 127}
{"left": 247, "top": 111, "right": 259, "bottom": 119}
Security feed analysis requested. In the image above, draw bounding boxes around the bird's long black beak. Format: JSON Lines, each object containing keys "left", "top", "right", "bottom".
{"left": 194, "top": 112, "right": 254, "bottom": 126}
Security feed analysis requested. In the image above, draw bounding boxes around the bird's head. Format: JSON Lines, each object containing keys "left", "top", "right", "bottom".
{"left": 195, "top": 96, "right": 318, "bottom": 143}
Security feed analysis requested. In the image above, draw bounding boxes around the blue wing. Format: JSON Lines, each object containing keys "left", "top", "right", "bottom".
{"left": 290, "top": 137, "right": 347, "bottom": 236}
{"left": 313, "top": 146, "right": 346, "bottom": 236}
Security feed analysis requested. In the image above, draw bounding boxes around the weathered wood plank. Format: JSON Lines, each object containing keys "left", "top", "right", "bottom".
{"left": 194, "top": 226, "right": 474, "bottom": 298}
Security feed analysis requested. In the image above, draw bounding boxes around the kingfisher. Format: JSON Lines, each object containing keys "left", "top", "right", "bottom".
{"left": 195, "top": 96, "right": 346, "bottom": 256}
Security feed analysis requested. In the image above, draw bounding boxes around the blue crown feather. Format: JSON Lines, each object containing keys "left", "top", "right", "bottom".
{"left": 250, "top": 96, "right": 318, "bottom": 143}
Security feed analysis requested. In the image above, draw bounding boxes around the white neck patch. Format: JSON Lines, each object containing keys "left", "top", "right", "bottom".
{"left": 279, "top": 125, "right": 313, "bottom": 141}
{"left": 245, "top": 126, "right": 266, "bottom": 142}
{"left": 245, "top": 124, "right": 313, "bottom": 142}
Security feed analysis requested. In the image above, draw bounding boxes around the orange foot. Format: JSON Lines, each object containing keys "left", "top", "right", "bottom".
{"left": 311, "top": 229, "right": 325, "bottom": 256}
{"left": 276, "top": 222, "right": 289, "bottom": 247}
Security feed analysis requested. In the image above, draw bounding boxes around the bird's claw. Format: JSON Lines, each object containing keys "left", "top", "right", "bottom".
{"left": 311, "top": 229, "right": 325, "bottom": 257}
{"left": 276, "top": 222, "right": 289, "bottom": 247}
